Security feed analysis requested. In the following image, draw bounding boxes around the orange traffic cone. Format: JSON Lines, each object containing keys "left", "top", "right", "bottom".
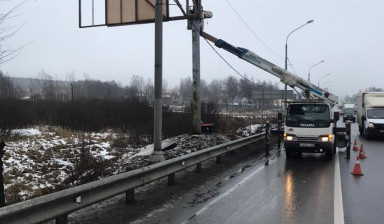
{"left": 353, "top": 139, "right": 359, "bottom": 151}
{"left": 359, "top": 144, "right": 367, "bottom": 159}
{"left": 351, "top": 156, "right": 364, "bottom": 176}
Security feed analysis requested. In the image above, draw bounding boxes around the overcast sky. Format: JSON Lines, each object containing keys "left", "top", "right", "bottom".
{"left": 1, "top": 0, "right": 383, "bottom": 97}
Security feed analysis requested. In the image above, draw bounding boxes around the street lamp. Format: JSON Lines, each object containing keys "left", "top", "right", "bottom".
{"left": 318, "top": 73, "right": 331, "bottom": 87}
{"left": 284, "top": 19, "right": 314, "bottom": 109}
{"left": 308, "top": 60, "right": 325, "bottom": 82}
{"left": 324, "top": 80, "right": 332, "bottom": 90}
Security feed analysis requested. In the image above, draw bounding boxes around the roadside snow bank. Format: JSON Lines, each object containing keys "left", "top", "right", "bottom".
{"left": 11, "top": 128, "right": 41, "bottom": 136}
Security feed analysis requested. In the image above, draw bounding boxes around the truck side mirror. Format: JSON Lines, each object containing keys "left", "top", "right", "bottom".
{"left": 278, "top": 112, "right": 283, "bottom": 120}
{"left": 334, "top": 112, "right": 340, "bottom": 121}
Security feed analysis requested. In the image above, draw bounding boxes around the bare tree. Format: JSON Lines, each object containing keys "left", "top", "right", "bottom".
{"left": 38, "top": 70, "right": 55, "bottom": 100}
{"left": 365, "top": 87, "right": 384, "bottom": 92}
{"left": 224, "top": 76, "right": 238, "bottom": 106}
{"left": 130, "top": 75, "right": 145, "bottom": 97}
{"left": 207, "top": 79, "right": 222, "bottom": 104}
{"left": 179, "top": 77, "right": 192, "bottom": 103}
{"left": 144, "top": 77, "right": 154, "bottom": 103}
{"left": 0, "top": 71, "right": 15, "bottom": 98}
{"left": 0, "top": 0, "right": 28, "bottom": 65}
{"left": 239, "top": 76, "right": 254, "bottom": 101}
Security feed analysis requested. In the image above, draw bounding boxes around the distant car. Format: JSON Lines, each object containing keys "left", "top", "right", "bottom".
{"left": 338, "top": 105, "right": 344, "bottom": 115}
{"left": 343, "top": 108, "right": 356, "bottom": 122}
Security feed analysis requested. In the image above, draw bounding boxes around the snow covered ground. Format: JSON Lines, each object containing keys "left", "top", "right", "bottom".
{"left": 1, "top": 127, "right": 235, "bottom": 205}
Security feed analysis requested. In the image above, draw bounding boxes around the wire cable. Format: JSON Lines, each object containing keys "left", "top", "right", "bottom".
{"left": 201, "top": 32, "right": 280, "bottom": 88}
{"left": 224, "top": 0, "right": 283, "bottom": 60}
{"left": 201, "top": 35, "right": 258, "bottom": 86}
{"left": 287, "top": 58, "right": 299, "bottom": 76}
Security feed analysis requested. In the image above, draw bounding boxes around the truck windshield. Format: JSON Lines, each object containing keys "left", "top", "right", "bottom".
{"left": 344, "top": 109, "right": 355, "bottom": 116}
{"left": 367, "top": 108, "right": 384, "bottom": 119}
{"left": 286, "top": 104, "right": 330, "bottom": 127}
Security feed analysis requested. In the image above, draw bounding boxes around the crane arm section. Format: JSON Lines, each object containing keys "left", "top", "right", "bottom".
{"left": 201, "top": 32, "right": 338, "bottom": 105}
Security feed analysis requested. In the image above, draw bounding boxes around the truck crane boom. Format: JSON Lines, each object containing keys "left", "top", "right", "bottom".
{"left": 201, "top": 32, "right": 339, "bottom": 105}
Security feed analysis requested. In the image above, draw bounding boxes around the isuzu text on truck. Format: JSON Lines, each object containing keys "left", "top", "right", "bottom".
{"left": 357, "top": 92, "right": 384, "bottom": 139}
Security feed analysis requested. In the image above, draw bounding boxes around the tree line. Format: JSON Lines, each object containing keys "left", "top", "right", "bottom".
{"left": 0, "top": 71, "right": 277, "bottom": 139}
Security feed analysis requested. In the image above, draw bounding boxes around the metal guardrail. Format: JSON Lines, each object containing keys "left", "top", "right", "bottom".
{"left": 0, "top": 132, "right": 266, "bottom": 224}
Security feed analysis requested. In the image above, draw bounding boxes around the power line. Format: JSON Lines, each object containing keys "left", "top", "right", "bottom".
{"left": 287, "top": 58, "right": 299, "bottom": 76}
{"left": 201, "top": 33, "right": 281, "bottom": 88}
{"left": 201, "top": 34, "right": 258, "bottom": 86}
{"left": 224, "top": 0, "right": 283, "bottom": 60}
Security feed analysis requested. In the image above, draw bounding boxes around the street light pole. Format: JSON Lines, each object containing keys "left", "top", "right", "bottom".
{"left": 324, "top": 80, "right": 332, "bottom": 90}
{"left": 284, "top": 19, "right": 314, "bottom": 109}
{"left": 318, "top": 73, "right": 331, "bottom": 87}
{"left": 308, "top": 60, "right": 324, "bottom": 82}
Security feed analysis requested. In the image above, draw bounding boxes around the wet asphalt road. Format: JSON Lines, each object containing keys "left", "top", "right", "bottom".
{"left": 67, "top": 122, "right": 384, "bottom": 224}
{"left": 181, "top": 148, "right": 335, "bottom": 224}
{"left": 183, "top": 154, "right": 334, "bottom": 224}
{"left": 339, "top": 122, "right": 384, "bottom": 224}
{"left": 117, "top": 143, "right": 336, "bottom": 224}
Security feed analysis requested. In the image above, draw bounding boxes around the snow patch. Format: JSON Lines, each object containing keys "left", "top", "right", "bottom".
{"left": 11, "top": 128, "right": 41, "bottom": 136}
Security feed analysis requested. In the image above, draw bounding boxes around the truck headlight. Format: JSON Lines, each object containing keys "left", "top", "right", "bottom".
{"left": 284, "top": 133, "right": 297, "bottom": 141}
{"left": 368, "top": 123, "right": 374, "bottom": 128}
{"left": 318, "top": 134, "right": 333, "bottom": 142}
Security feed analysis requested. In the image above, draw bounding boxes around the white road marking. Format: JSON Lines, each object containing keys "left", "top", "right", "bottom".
{"left": 181, "top": 159, "right": 272, "bottom": 223}
{"left": 182, "top": 151, "right": 344, "bottom": 224}
{"left": 334, "top": 148, "right": 345, "bottom": 224}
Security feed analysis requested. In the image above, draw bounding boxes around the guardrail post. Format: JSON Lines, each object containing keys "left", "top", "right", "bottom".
{"left": 0, "top": 141, "right": 6, "bottom": 208}
{"left": 126, "top": 188, "right": 135, "bottom": 205}
{"left": 265, "top": 121, "right": 270, "bottom": 156}
{"left": 346, "top": 121, "right": 351, "bottom": 160}
{"left": 216, "top": 155, "right": 222, "bottom": 164}
{"left": 196, "top": 163, "right": 202, "bottom": 173}
{"left": 56, "top": 214, "right": 68, "bottom": 224}
{"left": 168, "top": 173, "right": 175, "bottom": 186}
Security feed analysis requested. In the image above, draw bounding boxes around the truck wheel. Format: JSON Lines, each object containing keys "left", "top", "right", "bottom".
{"left": 286, "top": 148, "right": 299, "bottom": 160}
{"left": 286, "top": 148, "right": 294, "bottom": 159}
{"left": 364, "top": 128, "right": 371, "bottom": 140}
{"left": 286, "top": 148, "right": 301, "bottom": 159}
{"left": 325, "top": 148, "right": 333, "bottom": 160}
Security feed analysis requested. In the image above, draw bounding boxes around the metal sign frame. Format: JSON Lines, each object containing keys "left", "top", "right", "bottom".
{"left": 79, "top": 0, "right": 200, "bottom": 28}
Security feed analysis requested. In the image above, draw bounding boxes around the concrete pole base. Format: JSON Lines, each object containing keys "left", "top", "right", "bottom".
{"left": 149, "top": 151, "right": 166, "bottom": 163}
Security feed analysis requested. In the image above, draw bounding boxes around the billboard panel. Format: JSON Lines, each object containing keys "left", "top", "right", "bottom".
{"left": 106, "top": 0, "right": 169, "bottom": 26}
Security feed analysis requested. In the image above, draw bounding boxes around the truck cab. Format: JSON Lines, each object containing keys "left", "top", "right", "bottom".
{"left": 284, "top": 101, "right": 338, "bottom": 160}
{"left": 357, "top": 92, "right": 384, "bottom": 139}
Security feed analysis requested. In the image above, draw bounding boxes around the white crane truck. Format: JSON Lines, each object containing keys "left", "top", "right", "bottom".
{"left": 201, "top": 32, "right": 345, "bottom": 160}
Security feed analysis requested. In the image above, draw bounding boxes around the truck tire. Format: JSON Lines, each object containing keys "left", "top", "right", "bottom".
{"left": 286, "top": 148, "right": 301, "bottom": 160}
{"left": 325, "top": 148, "right": 333, "bottom": 160}
{"left": 285, "top": 148, "right": 294, "bottom": 159}
{"left": 364, "top": 128, "right": 371, "bottom": 140}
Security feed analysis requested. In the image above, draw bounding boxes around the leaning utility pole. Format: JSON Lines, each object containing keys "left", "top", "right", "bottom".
{"left": 149, "top": 0, "right": 166, "bottom": 163}
{"left": 191, "top": 0, "right": 202, "bottom": 135}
